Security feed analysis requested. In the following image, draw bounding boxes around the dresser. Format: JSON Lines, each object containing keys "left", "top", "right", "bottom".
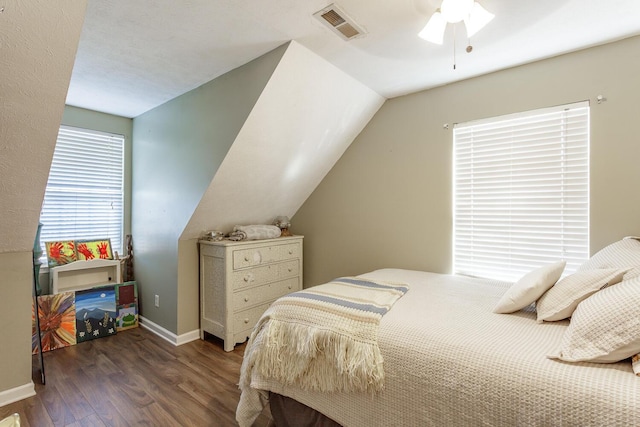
{"left": 199, "top": 235, "right": 303, "bottom": 351}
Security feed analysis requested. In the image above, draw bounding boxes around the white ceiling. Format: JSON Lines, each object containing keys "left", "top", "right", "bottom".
{"left": 66, "top": 0, "right": 640, "bottom": 119}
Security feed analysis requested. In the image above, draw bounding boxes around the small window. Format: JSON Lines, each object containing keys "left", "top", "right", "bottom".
{"left": 39, "top": 125, "right": 124, "bottom": 262}
{"left": 453, "top": 102, "right": 590, "bottom": 282}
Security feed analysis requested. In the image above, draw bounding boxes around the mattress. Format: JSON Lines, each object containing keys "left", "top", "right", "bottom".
{"left": 238, "top": 268, "right": 640, "bottom": 426}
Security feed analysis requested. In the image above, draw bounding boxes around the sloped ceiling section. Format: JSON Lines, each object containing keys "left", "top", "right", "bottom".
{"left": 182, "top": 41, "right": 385, "bottom": 239}
{"left": 0, "top": 0, "right": 88, "bottom": 253}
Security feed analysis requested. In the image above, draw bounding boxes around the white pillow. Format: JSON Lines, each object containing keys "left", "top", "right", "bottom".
{"left": 493, "top": 261, "right": 565, "bottom": 314}
{"left": 549, "top": 276, "right": 640, "bottom": 363}
{"left": 536, "top": 268, "right": 627, "bottom": 322}
{"left": 579, "top": 237, "right": 640, "bottom": 280}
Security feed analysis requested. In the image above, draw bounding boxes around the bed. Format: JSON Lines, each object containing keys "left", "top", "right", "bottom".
{"left": 237, "top": 245, "right": 640, "bottom": 426}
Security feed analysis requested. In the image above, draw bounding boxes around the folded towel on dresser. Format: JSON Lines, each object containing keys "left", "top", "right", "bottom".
{"left": 228, "top": 225, "right": 282, "bottom": 241}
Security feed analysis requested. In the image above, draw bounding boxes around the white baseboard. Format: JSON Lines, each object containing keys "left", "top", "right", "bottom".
{"left": 175, "top": 329, "right": 201, "bottom": 346}
{"left": 139, "top": 316, "right": 200, "bottom": 346}
{"left": 0, "top": 381, "right": 35, "bottom": 407}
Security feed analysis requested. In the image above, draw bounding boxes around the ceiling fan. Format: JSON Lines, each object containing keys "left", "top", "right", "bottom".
{"left": 418, "top": 0, "right": 494, "bottom": 44}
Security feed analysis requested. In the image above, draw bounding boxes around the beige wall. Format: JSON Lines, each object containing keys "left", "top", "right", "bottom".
{"left": 0, "top": 0, "right": 87, "bottom": 401}
{"left": 293, "top": 35, "right": 640, "bottom": 287}
{"left": 0, "top": 253, "right": 35, "bottom": 398}
{"left": 177, "top": 238, "right": 199, "bottom": 335}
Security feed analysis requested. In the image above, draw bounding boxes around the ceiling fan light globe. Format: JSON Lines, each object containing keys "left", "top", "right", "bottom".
{"left": 464, "top": 2, "right": 495, "bottom": 37}
{"left": 441, "top": 0, "right": 474, "bottom": 23}
{"left": 418, "top": 11, "right": 447, "bottom": 44}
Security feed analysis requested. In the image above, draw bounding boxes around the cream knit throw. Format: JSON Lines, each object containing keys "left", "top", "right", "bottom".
{"left": 239, "top": 277, "right": 409, "bottom": 394}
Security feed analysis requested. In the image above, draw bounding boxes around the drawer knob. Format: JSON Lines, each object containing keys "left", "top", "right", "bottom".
{"left": 288, "top": 268, "right": 292, "bottom": 272}
{"left": 288, "top": 250, "right": 293, "bottom": 254}
{"left": 244, "top": 297, "right": 249, "bottom": 302}
{"left": 288, "top": 285, "right": 292, "bottom": 289}
{"left": 244, "top": 276, "right": 249, "bottom": 282}
{"left": 244, "top": 318, "right": 249, "bottom": 324}
{"left": 244, "top": 256, "right": 249, "bottom": 261}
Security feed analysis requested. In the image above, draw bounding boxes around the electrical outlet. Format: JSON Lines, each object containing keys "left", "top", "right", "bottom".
{"left": 154, "top": 294, "right": 159, "bottom": 307}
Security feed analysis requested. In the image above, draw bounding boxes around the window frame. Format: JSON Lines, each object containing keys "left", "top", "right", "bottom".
{"left": 452, "top": 101, "right": 590, "bottom": 282}
{"left": 39, "top": 125, "right": 125, "bottom": 265}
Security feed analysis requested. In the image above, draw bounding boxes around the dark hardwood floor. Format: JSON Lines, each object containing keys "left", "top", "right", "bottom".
{"left": 0, "top": 327, "right": 273, "bottom": 426}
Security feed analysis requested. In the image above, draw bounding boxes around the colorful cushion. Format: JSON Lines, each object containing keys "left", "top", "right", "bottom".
{"left": 549, "top": 277, "right": 640, "bottom": 363}
{"left": 493, "top": 261, "right": 565, "bottom": 314}
{"left": 536, "top": 268, "right": 627, "bottom": 322}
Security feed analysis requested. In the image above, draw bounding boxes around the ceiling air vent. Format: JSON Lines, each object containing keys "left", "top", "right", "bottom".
{"left": 313, "top": 4, "right": 366, "bottom": 41}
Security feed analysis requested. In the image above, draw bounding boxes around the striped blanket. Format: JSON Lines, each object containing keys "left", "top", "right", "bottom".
{"left": 239, "top": 277, "right": 409, "bottom": 395}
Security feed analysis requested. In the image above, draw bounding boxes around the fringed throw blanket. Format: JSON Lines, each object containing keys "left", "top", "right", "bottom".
{"left": 239, "top": 277, "right": 409, "bottom": 394}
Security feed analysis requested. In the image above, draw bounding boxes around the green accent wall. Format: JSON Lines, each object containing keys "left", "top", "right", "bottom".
{"left": 131, "top": 44, "right": 288, "bottom": 334}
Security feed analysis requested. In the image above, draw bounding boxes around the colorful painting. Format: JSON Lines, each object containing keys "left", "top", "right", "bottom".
{"left": 32, "top": 292, "right": 77, "bottom": 354}
{"left": 76, "top": 239, "right": 113, "bottom": 261}
{"left": 45, "top": 240, "right": 77, "bottom": 267}
{"left": 115, "top": 281, "right": 138, "bottom": 331}
{"left": 75, "top": 286, "right": 117, "bottom": 343}
{"left": 116, "top": 305, "right": 138, "bottom": 330}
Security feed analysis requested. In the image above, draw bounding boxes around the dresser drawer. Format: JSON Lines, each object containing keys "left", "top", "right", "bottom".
{"left": 233, "top": 277, "right": 299, "bottom": 310}
{"left": 232, "top": 242, "right": 301, "bottom": 270}
{"left": 233, "top": 302, "right": 272, "bottom": 332}
{"left": 199, "top": 236, "right": 303, "bottom": 351}
{"left": 229, "top": 259, "right": 299, "bottom": 290}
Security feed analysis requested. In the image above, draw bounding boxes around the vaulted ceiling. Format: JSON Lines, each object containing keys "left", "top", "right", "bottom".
{"left": 67, "top": 0, "right": 640, "bottom": 118}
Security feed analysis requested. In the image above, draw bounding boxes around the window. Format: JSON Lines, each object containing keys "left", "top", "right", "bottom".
{"left": 40, "top": 125, "right": 124, "bottom": 262}
{"left": 453, "top": 102, "right": 590, "bottom": 282}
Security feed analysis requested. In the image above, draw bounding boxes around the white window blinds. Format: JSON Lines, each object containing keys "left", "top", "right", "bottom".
{"left": 40, "top": 125, "right": 124, "bottom": 260}
{"left": 453, "top": 102, "right": 590, "bottom": 282}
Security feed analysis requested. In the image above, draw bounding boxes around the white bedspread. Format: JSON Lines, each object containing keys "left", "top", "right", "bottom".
{"left": 238, "top": 269, "right": 640, "bottom": 426}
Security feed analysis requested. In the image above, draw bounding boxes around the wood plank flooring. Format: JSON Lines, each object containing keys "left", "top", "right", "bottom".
{"left": 0, "top": 327, "right": 273, "bottom": 426}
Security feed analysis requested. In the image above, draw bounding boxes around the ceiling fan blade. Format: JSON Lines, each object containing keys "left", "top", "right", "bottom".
{"left": 418, "top": 11, "right": 447, "bottom": 44}
{"left": 464, "top": 2, "right": 494, "bottom": 38}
